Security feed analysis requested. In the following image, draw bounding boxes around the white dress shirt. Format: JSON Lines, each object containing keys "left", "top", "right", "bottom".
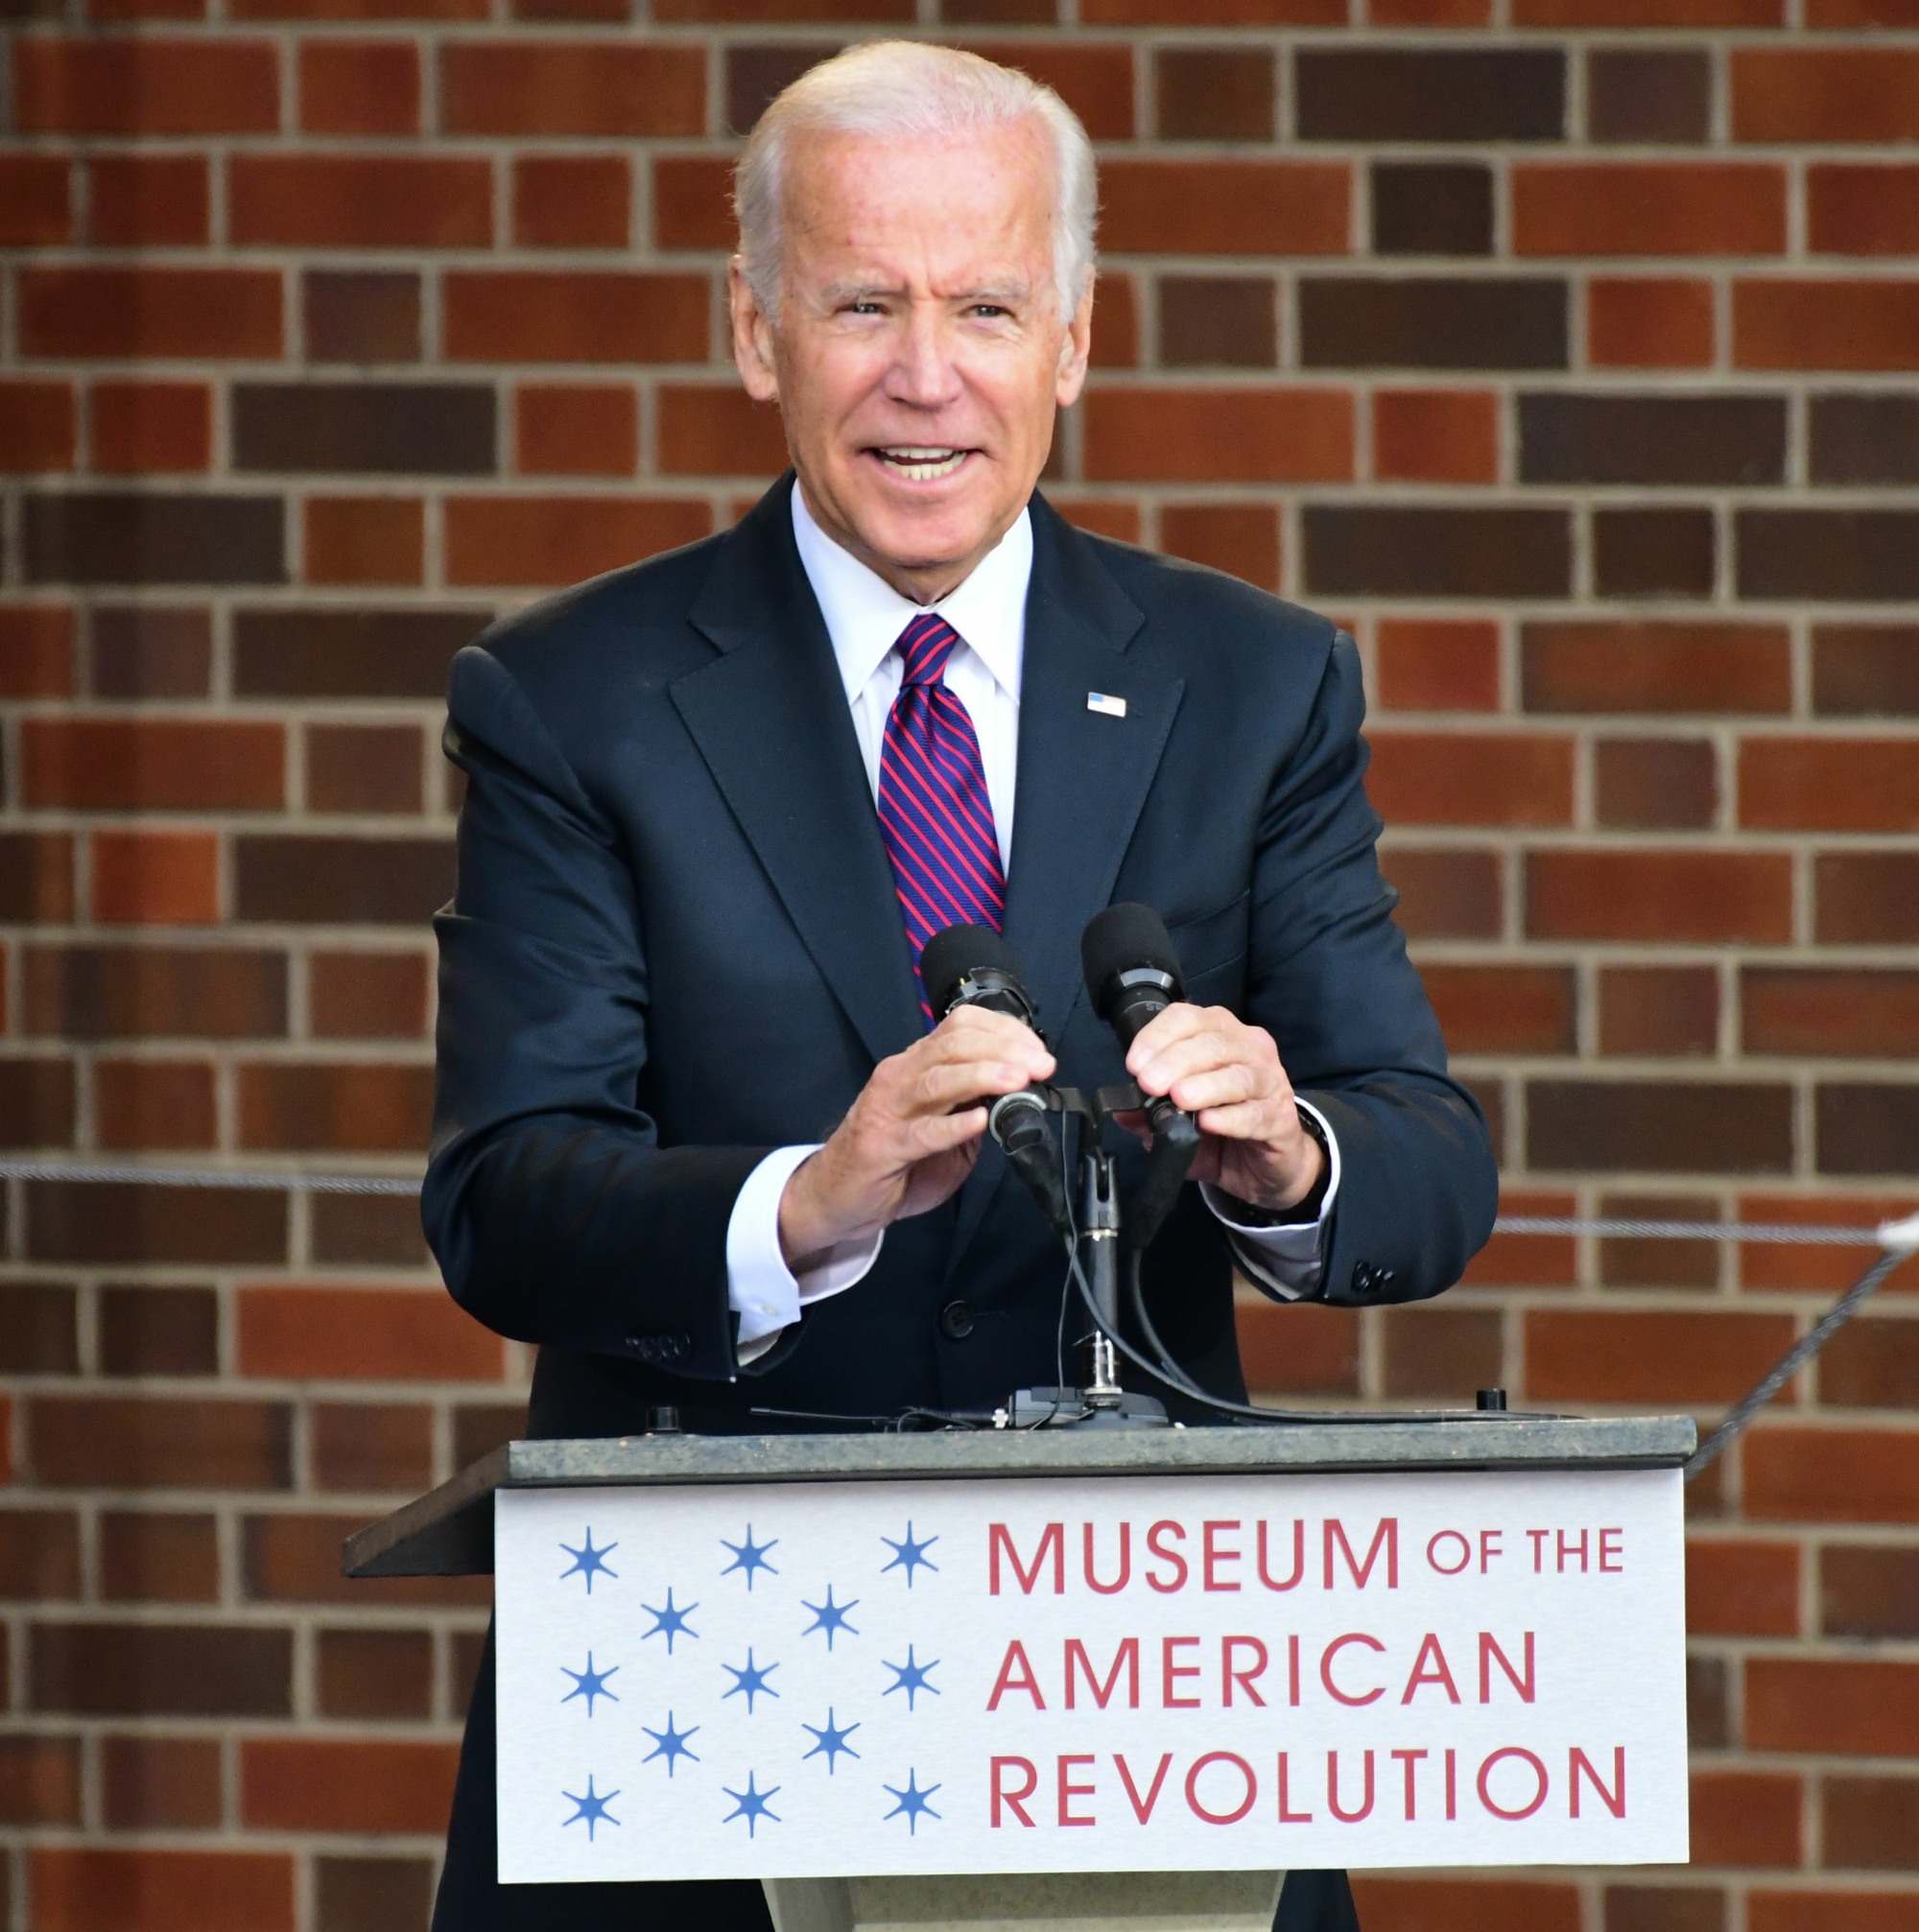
{"left": 723, "top": 484, "right": 1339, "bottom": 1357}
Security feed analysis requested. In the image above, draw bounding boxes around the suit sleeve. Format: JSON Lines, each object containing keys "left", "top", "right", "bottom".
{"left": 422, "top": 643, "right": 775, "bottom": 1380}
{"left": 1243, "top": 629, "right": 1499, "bottom": 1308}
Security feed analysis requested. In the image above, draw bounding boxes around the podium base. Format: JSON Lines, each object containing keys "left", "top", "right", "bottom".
{"left": 764, "top": 1872, "right": 1284, "bottom": 1932}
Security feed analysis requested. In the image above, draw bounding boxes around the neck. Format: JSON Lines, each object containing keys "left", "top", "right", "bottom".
{"left": 795, "top": 478, "right": 1008, "bottom": 606}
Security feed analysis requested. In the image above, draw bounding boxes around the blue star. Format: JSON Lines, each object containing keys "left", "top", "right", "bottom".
{"left": 723, "top": 1773, "right": 780, "bottom": 1838}
{"left": 881, "top": 1522, "right": 939, "bottom": 1587}
{"left": 561, "top": 1776, "right": 620, "bottom": 1841}
{"left": 882, "top": 1645, "right": 941, "bottom": 1711}
{"left": 883, "top": 1769, "right": 941, "bottom": 1836}
{"left": 800, "top": 1585, "right": 860, "bottom": 1650}
{"left": 721, "top": 1524, "right": 779, "bottom": 1590}
{"left": 801, "top": 1708, "right": 861, "bottom": 1775}
{"left": 558, "top": 1529, "right": 618, "bottom": 1594}
{"left": 723, "top": 1648, "right": 780, "bottom": 1712}
{"left": 560, "top": 1652, "right": 619, "bottom": 1717}
{"left": 642, "top": 1587, "right": 699, "bottom": 1653}
{"left": 641, "top": 1711, "right": 699, "bottom": 1778}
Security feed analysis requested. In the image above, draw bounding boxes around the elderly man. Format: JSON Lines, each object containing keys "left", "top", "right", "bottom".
{"left": 425, "top": 39, "right": 1496, "bottom": 1932}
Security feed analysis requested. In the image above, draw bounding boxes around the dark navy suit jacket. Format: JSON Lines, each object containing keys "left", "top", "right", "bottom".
{"left": 423, "top": 476, "right": 1498, "bottom": 1437}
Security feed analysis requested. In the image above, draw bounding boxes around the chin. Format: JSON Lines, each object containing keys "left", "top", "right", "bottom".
{"left": 850, "top": 486, "right": 1003, "bottom": 579}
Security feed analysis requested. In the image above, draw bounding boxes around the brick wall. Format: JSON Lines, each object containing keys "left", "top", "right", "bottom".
{"left": 2, "top": 1, "right": 1917, "bottom": 1926}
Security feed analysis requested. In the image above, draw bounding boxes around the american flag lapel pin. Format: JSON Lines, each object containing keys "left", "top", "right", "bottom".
{"left": 1086, "top": 692, "right": 1126, "bottom": 719}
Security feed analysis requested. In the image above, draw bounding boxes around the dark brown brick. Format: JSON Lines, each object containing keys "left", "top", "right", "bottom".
{"left": 24, "top": 492, "right": 284, "bottom": 586}
{"left": 1815, "top": 626, "right": 1919, "bottom": 717}
{"left": 313, "top": 1192, "right": 430, "bottom": 1266}
{"left": 0, "top": 1513, "right": 82, "bottom": 1600}
{"left": 1588, "top": 50, "right": 1712, "bottom": 146}
{"left": 1599, "top": 1192, "right": 1720, "bottom": 1289}
{"left": 1821, "top": 1318, "right": 1919, "bottom": 1411}
{"left": 1603, "top": 1889, "right": 1724, "bottom": 1932}
{"left": 0, "top": 833, "right": 75, "bottom": 923}
{"left": 1157, "top": 277, "right": 1277, "bottom": 367}
{"left": 23, "top": 945, "right": 287, "bottom": 1041}
{"left": 243, "top": 1513, "right": 490, "bottom": 1608}
{"left": 1301, "top": 278, "right": 1568, "bottom": 370}
{"left": 303, "top": 272, "right": 421, "bottom": 365}
{"left": 0, "top": 1285, "right": 78, "bottom": 1374}
{"left": 312, "top": 1402, "right": 434, "bottom": 1494}
{"left": 307, "top": 725, "right": 424, "bottom": 814}
{"left": 233, "top": 607, "right": 486, "bottom": 699}
{"left": 234, "top": 836, "right": 453, "bottom": 926}
{"left": 29, "top": 1396, "right": 292, "bottom": 1488}
{"left": 98, "top": 1285, "right": 219, "bottom": 1377}
{"left": 317, "top": 1857, "right": 436, "bottom": 1932}
{"left": 452, "top": 1628, "right": 489, "bottom": 1715}
{"left": 1371, "top": 163, "right": 1493, "bottom": 257}
{"left": 31, "top": 1622, "right": 291, "bottom": 1717}
{"left": 1818, "top": 853, "right": 1919, "bottom": 945}
{"left": 25, "top": 1182, "right": 286, "bottom": 1265}
{"left": 1595, "top": 508, "right": 1716, "bottom": 598}
{"left": 88, "top": 605, "right": 211, "bottom": 698}
{"left": 1295, "top": 48, "right": 1565, "bottom": 142}
{"left": 1595, "top": 739, "right": 1718, "bottom": 829}
{"left": 318, "top": 1628, "right": 433, "bottom": 1718}
{"left": 1599, "top": 968, "right": 1718, "bottom": 1058}
{"left": 1156, "top": 46, "right": 1274, "bottom": 142}
{"left": 234, "top": 384, "right": 495, "bottom": 477}
{"left": 1528, "top": 1081, "right": 1793, "bottom": 1174}
{"left": 0, "top": 1736, "right": 82, "bottom": 1826}
{"left": 1817, "top": 1085, "right": 1919, "bottom": 1176}
{"left": 452, "top": 1402, "right": 525, "bottom": 1469}
{"left": 1380, "top": 1306, "right": 1503, "bottom": 1397}
{"left": 1381, "top": 847, "right": 1503, "bottom": 938}
{"left": 0, "top": 1060, "right": 76, "bottom": 1148}
{"left": 311, "top": 953, "right": 431, "bottom": 1041}
{"left": 102, "top": 1736, "right": 222, "bottom": 1829}
{"left": 1811, "top": 394, "right": 1919, "bottom": 486}
{"left": 1690, "top": 1655, "right": 1730, "bottom": 1748}
{"left": 1823, "top": 1546, "right": 1919, "bottom": 1640}
{"left": 1305, "top": 507, "right": 1571, "bottom": 598}
{"left": 1521, "top": 394, "right": 1785, "bottom": 486}
{"left": 99, "top": 1512, "right": 220, "bottom": 1602}
{"left": 1739, "top": 511, "right": 1919, "bottom": 602}
{"left": 725, "top": 44, "right": 834, "bottom": 137}
{"left": 1821, "top": 1779, "right": 1919, "bottom": 1873}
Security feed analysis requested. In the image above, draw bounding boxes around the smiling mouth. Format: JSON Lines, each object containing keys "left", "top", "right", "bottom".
{"left": 870, "top": 446, "right": 974, "bottom": 482}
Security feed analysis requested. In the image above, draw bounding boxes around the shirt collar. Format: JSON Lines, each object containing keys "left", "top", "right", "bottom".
{"left": 790, "top": 481, "right": 1031, "bottom": 706}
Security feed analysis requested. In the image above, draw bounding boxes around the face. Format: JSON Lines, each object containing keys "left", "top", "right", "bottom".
{"left": 730, "top": 121, "right": 1092, "bottom": 605}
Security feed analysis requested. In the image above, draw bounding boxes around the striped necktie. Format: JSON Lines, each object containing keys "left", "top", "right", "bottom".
{"left": 876, "top": 613, "right": 1007, "bottom": 1022}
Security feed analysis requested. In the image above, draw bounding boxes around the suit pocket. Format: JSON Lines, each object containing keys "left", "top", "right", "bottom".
{"left": 1165, "top": 888, "right": 1251, "bottom": 986}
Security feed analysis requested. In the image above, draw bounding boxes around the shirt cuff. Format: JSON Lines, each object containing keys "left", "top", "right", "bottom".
{"left": 1199, "top": 1098, "right": 1342, "bottom": 1303}
{"left": 727, "top": 1143, "right": 885, "bottom": 1354}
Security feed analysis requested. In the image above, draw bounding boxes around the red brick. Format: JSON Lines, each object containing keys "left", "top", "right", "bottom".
{"left": 1350, "top": 1879, "right": 1582, "bottom": 1932}
{"left": 233, "top": 0, "right": 485, "bottom": 15}
{"left": 1810, "top": 167, "right": 1919, "bottom": 258}
{"left": 19, "top": 269, "right": 281, "bottom": 361}
{"left": 0, "top": 153, "right": 72, "bottom": 245}
{"left": 1750, "top": 1895, "right": 1919, "bottom": 1932}
{"left": 445, "top": 496, "right": 711, "bottom": 587}
{"left": 1156, "top": 504, "right": 1280, "bottom": 592}
{"left": 1518, "top": 0, "right": 1778, "bottom": 16}
{"left": 304, "top": 724, "right": 421, "bottom": 815}
{"left": 1372, "top": 389, "right": 1499, "bottom": 484}
{"left": 310, "top": 952, "right": 430, "bottom": 1038}
{"left": 444, "top": 271, "right": 707, "bottom": 364}
{"left": 311, "top": 1401, "right": 433, "bottom": 1492}
{"left": 102, "top": 1737, "right": 222, "bottom": 1829}
{"left": 1599, "top": 966, "right": 1720, "bottom": 1059}
{"left": 0, "top": 383, "right": 76, "bottom": 473}
{"left": 1088, "top": 272, "right": 1139, "bottom": 369}
{"left": 0, "top": 609, "right": 75, "bottom": 697}
{"left": 13, "top": 36, "right": 278, "bottom": 134}
{"left": 1421, "top": 964, "right": 1574, "bottom": 1055}
{"left": 1371, "top": 0, "right": 1491, "bottom": 18}
{"left": 1525, "top": 1308, "right": 1796, "bottom": 1404}
{"left": 1687, "top": 1540, "right": 1800, "bottom": 1637}
{"left": 298, "top": 39, "right": 418, "bottom": 134}
{"left": 242, "top": 1738, "right": 459, "bottom": 1833}
{"left": 0, "top": 1737, "right": 81, "bottom": 1826}
{"left": 657, "top": 386, "right": 791, "bottom": 477}
{"left": 959, "top": 39, "right": 1135, "bottom": 139}
{"left": 87, "top": 154, "right": 207, "bottom": 246}
{"left": 95, "top": 1060, "right": 218, "bottom": 1150}
{"left": 1744, "top": 969, "right": 1919, "bottom": 1059}
{"left": 30, "top": 1396, "right": 291, "bottom": 1489}
{"left": 1741, "top": 740, "right": 1919, "bottom": 833}
{"left": 1367, "top": 732, "right": 1574, "bottom": 828}
{"left": 1082, "top": 389, "right": 1352, "bottom": 483}
{"left": 239, "top": 1286, "right": 504, "bottom": 1381}
{"left": 1513, "top": 163, "right": 1786, "bottom": 258}
{"left": 317, "top": 1626, "right": 433, "bottom": 1717}
{"left": 237, "top": 1061, "right": 432, "bottom": 1154}
{"left": 1100, "top": 159, "right": 1350, "bottom": 256}
{"left": 515, "top": 386, "right": 638, "bottom": 478}
{"left": 1748, "top": 1657, "right": 1919, "bottom": 1755}
{"left": 1523, "top": 621, "right": 1790, "bottom": 715}
{"left": 1691, "top": 1770, "right": 1803, "bottom": 1867}
{"left": 90, "top": 383, "right": 212, "bottom": 475}
{"left": 1588, "top": 279, "right": 1716, "bottom": 369}
{"left": 99, "top": 1513, "right": 220, "bottom": 1601}
{"left": 652, "top": 153, "right": 734, "bottom": 250}
{"left": 1462, "top": 1190, "right": 1578, "bottom": 1288}
{"left": 1236, "top": 1300, "right": 1359, "bottom": 1396}
{"left": 440, "top": 41, "right": 704, "bottom": 133}
{"left": 31, "top": 1849, "right": 294, "bottom": 1932}
{"left": 243, "top": 1512, "right": 489, "bottom": 1607}
{"left": 1528, "top": 851, "right": 1791, "bottom": 944}
{"left": 1808, "top": 0, "right": 1919, "bottom": 16}
{"left": 90, "top": 832, "right": 220, "bottom": 926}
{"left": 1082, "top": 0, "right": 1343, "bottom": 17}
{"left": 513, "top": 155, "right": 630, "bottom": 249}
{"left": 23, "top": 720, "right": 282, "bottom": 812}
{"left": 1734, "top": 49, "right": 1919, "bottom": 144}
{"left": 230, "top": 155, "right": 490, "bottom": 249}
{"left": 1738, "top": 1194, "right": 1919, "bottom": 1294}
{"left": 1745, "top": 1429, "right": 1919, "bottom": 1526}
{"left": 303, "top": 498, "right": 424, "bottom": 587}
{"left": 1376, "top": 619, "right": 1500, "bottom": 712}
{"left": 1735, "top": 281, "right": 1919, "bottom": 372}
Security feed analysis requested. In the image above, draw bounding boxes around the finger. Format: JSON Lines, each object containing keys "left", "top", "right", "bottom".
{"left": 1167, "top": 1063, "right": 1268, "bottom": 1116}
{"left": 1196, "top": 1099, "right": 1284, "bottom": 1143}
{"left": 1123, "top": 1001, "right": 1211, "bottom": 1073}
{"left": 904, "top": 1104, "right": 990, "bottom": 1157}
{"left": 907, "top": 1056, "right": 1044, "bottom": 1117}
{"left": 1136, "top": 1027, "right": 1268, "bottom": 1102}
{"left": 925, "top": 1009, "right": 1054, "bottom": 1079}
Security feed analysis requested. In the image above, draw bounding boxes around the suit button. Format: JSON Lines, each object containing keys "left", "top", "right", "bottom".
{"left": 939, "top": 1300, "right": 975, "bottom": 1341}
{"left": 1351, "top": 1263, "right": 1377, "bottom": 1297}
{"left": 1372, "top": 1267, "right": 1397, "bottom": 1292}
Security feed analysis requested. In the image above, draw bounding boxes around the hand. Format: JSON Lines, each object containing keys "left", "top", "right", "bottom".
{"left": 1124, "top": 1003, "right": 1323, "bottom": 1213}
{"left": 778, "top": 1007, "right": 1055, "bottom": 1271}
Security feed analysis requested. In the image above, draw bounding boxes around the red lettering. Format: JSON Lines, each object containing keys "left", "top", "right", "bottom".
{"left": 1327, "top": 1749, "right": 1375, "bottom": 1823}
{"left": 1065, "top": 1637, "right": 1138, "bottom": 1710}
{"left": 1115, "top": 1752, "right": 1173, "bottom": 1824}
{"left": 1222, "top": 1635, "right": 1268, "bottom": 1708}
{"left": 1162, "top": 1636, "right": 1201, "bottom": 1708}
{"left": 1203, "top": 1520, "right": 1243, "bottom": 1590}
{"left": 1480, "top": 1528, "right": 1504, "bottom": 1572}
{"left": 1324, "top": 1517, "right": 1398, "bottom": 1590}
{"left": 991, "top": 1756, "right": 1037, "bottom": 1827}
{"left": 990, "top": 1523, "right": 1064, "bottom": 1596}
{"left": 1479, "top": 1747, "right": 1549, "bottom": 1822}
{"left": 1426, "top": 1530, "right": 1470, "bottom": 1575}
{"left": 1057, "top": 1754, "right": 1096, "bottom": 1827}
{"left": 1599, "top": 1528, "right": 1623, "bottom": 1573}
{"left": 1258, "top": 1519, "right": 1305, "bottom": 1590}
{"left": 1571, "top": 1746, "right": 1626, "bottom": 1820}
{"left": 1276, "top": 1751, "right": 1313, "bottom": 1822}
{"left": 987, "top": 1639, "right": 1046, "bottom": 1711}
{"left": 1480, "top": 1631, "right": 1536, "bottom": 1705}
{"left": 1445, "top": 1748, "right": 1457, "bottom": 1820}
{"left": 1527, "top": 1528, "right": 1549, "bottom": 1572}
{"left": 1288, "top": 1633, "right": 1301, "bottom": 1707}
{"left": 1083, "top": 1521, "right": 1130, "bottom": 1594}
{"left": 1557, "top": 1528, "right": 1588, "bottom": 1573}
{"left": 1319, "top": 1632, "right": 1386, "bottom": 1707}
{"left": 1401, "top": 1632, "right": 1461, "bottom": 1705}
{"left": 1185, "top": 1752, "right": 1257, "bottom": 1826}
{"left": 1392, "top": 1748, "right": 1428, "bottom": 1821}
{"left": 1146, "top": 1520, "right": 1188, "bottom": 1592}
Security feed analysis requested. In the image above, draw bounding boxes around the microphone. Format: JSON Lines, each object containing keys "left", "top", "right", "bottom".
{"left": 918, "top": 925, "right": 1071, "bottom": 1235}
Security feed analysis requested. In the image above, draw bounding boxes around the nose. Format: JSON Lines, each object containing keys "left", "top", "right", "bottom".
{"left": 885, "top": 304, "right": 963, "bottom": 412}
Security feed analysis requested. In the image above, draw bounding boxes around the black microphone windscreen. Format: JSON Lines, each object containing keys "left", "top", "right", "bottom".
{"left": 1080, "top": 903, "right": 1182, "bottom": 1009}
{"left": 919, "top": 922, "right": 1023, "bottom": 1019}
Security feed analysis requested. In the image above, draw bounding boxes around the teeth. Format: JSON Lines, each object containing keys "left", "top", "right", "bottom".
{"left": 878, "top": 447, "right": 967, "bottom": 480}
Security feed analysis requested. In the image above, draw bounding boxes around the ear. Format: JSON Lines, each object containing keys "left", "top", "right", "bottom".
{"left": 1054, "top": 285, "right": 1094, "bottom": 410}
{"left": 729, "top": 258, "right": 781, "bottom": 405}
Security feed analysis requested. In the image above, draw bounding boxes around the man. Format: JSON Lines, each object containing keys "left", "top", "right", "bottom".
{"left": 425, "top": 40, "right": 1498, "bottom": 1932}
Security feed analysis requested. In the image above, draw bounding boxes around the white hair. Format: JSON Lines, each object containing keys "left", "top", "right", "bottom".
{"left": 733, "top": 40, "right": 1098, "bottom": 322}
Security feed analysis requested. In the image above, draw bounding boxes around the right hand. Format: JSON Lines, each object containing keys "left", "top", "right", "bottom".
{"left": 778, "top": 1007, "right": 1055, "bottom": 1272}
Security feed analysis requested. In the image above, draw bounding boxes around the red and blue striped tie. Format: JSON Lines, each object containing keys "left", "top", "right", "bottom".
{"left": 877, "top": 613, "right": 1006, "bottom": 1023}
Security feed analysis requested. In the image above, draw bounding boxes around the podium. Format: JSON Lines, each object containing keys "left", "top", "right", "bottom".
{"left": 347, "top": 1414, "right": 1695, "bottom": 1930}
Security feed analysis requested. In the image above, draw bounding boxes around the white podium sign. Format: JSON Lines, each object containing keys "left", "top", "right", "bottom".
{"left": 494, "top": 1467, "right": 1687, "bottom": 1882}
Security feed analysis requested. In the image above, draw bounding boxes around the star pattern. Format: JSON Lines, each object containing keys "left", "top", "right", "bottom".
{"left": 723, "top": 1773, "right": 780, "bottom": 1838}
{"left": 720, "top": 1525, "right": 779, "bottom": 1590}
{"left": 560, "top": 1652, "right": 619, "bottom": 1717}
{"left": 641, "top": 1711, "right": 699, "bottom": 1778}
{"left": 800, "top": 1585, "right": 860, "bottom": 1650}
{"left": 558, "top": 1529, "right": 617, "bottom": 1594}
{"left": 722, "top": 1648, "right": 780, "bottom": 1712}
{"left": 882, "top": 1645, "right": 940, "bottom": 1711}
{"left": 884, "top": 1770, "right": 941, "bottom": 1835}
{"left": 642, "top": 1587, "right": 699, "bottom": 1653}
{"left": 562, "top": 1776, "right": 620, "bottom": 1840}
{"left": 800, "top": 1708, "right": 861, "bottom": 1775}
{"left": 880, "top": 1522, "right": 939, "bottom": 1587}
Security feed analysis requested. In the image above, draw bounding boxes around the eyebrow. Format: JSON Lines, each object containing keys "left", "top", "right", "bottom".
{"left": 817, "top": 279, "right": 1034, "bottom": 307}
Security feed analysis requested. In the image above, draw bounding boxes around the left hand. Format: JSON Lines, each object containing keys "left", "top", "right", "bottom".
{"left": 1124, "top": 1004, "right": 1324, "bottom": 1213}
